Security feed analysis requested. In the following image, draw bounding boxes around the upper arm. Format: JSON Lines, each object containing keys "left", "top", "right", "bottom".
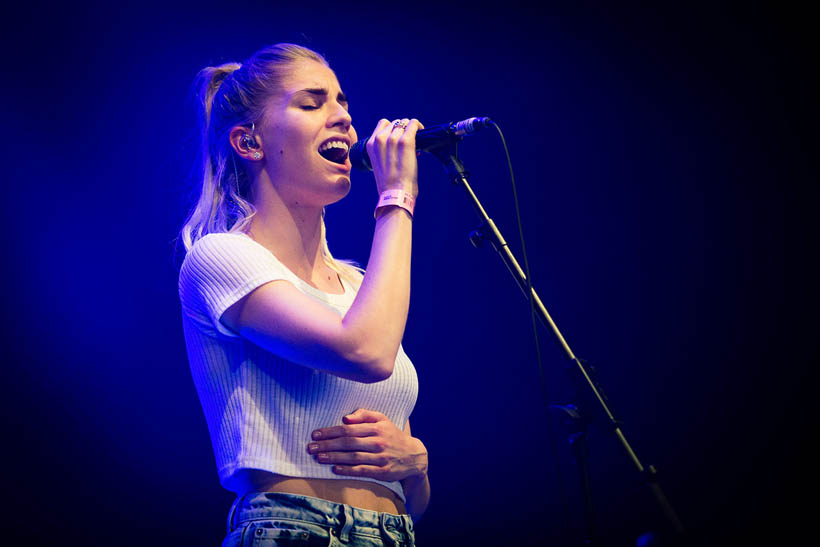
{"left": 221, "top": 279, "right": 392, "bottom": 383}
{"left": 180, "top": 233, "right": 389, "bottom": 383}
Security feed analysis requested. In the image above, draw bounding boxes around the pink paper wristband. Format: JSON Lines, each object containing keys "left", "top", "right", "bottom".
{"left": 374, "top": 189, "right": 416, "bottom": 218}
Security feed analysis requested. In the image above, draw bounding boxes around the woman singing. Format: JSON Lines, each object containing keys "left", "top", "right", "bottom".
{"left": 178, "top": 43, "right": 429, "bottom": 546}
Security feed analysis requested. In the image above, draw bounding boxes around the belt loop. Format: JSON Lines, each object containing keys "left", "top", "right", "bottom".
{"left": 339, "top": 503, "right": 354, "bottom": 542}
{"left": 226, "top": 494, "right": 246, "bottom": 534}
{"left": 379, "top": 513, "right": 396, "bottom": 546}
{"left": 403, "top": 514, "right": 414, "bottom": 544}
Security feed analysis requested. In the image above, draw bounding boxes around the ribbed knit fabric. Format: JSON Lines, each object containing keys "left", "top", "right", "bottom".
{"left": 179, "top": 233, "right": 418, "bottom": 502}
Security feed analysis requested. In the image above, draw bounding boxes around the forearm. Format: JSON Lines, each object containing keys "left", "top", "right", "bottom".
{"left": 342, "top": 206, "right": 412, "bottom": 372}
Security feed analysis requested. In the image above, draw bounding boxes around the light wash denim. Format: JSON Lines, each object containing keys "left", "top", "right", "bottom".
{"left": 222, "top": 492, "right": 415, "bottom": 546}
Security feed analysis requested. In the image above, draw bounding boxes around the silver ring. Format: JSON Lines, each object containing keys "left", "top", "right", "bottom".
{"left": 393, "top": 120, "right": 408, "bottom": 129}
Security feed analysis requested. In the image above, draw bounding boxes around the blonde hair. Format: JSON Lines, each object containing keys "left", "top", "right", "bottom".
{"left": 180, "top": 43, "right": 362, "bottom": 286}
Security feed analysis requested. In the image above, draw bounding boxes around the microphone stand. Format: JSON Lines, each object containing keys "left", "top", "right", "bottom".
{"left": 429, "top": 139, "right": 686, "bottom": 545}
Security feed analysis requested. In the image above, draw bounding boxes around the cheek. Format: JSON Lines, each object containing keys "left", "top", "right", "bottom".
{"left": 277, "top": 126, "right": 313, "bottom": 158}
{"left": 264, "top": 132, "right": 292, "bottom": 159}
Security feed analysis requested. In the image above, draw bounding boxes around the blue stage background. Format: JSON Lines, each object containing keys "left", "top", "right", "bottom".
{"left": 2, "top": 2, "right": 814, "bottom": 545}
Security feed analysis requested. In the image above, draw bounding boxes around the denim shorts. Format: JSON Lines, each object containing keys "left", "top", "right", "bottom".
{"left": 222, "top": 492, "right": 415, "bottom": 546}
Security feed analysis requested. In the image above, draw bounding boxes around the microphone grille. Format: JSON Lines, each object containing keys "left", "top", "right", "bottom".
{"left": 453, "top": 117, "right": 491, "bottom": 135}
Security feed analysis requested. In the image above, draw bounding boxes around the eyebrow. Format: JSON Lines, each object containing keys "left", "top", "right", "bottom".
{"left": 295, "top": 88, "right": 348, "bottom": 104}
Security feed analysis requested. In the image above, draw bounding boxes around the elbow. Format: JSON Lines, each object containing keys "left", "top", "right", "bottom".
{"left": 370, "top": 357, "right": 396, "bottom": 382}
{"left": 338, "top": 326, "right": 398, "bottom": 383}
{"left": 343, "top": 344, "right": 396, "bottom": 383}
{"left": 355, "top": 355, "right": 395, "bottom": 383}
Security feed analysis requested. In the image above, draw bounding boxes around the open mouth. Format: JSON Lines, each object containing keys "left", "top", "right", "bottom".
{"left": 318, "top": 139, "right": 350, "bottom": 165}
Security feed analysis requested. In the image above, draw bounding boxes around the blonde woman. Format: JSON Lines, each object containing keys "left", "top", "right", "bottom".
{"left": 178, "top": 44, "right": 429, "bottom": 546}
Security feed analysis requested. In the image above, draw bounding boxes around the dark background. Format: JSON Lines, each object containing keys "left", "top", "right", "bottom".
{"left": 2, "top": 2, "right": 815, "bottom": 545}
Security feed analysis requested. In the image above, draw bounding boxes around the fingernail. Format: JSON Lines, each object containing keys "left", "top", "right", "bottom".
{"left": 318, "top": 453, "right": 329, "bottom": 461}
{"left": 308, "top": 443, "right": 319, "bottom": 452}
{"left": 312, "top": 431, "right": 322, "bottom": 440}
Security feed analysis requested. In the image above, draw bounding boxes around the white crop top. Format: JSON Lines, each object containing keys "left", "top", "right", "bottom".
{"left": 178, "top": 232, "right": 419, "bottom": 501}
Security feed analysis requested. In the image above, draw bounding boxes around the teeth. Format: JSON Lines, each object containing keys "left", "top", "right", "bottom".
{"left": 319, "top": 140, "right": 349, "bottom": 153}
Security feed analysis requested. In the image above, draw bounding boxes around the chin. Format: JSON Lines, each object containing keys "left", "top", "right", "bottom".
{"left": 326, "top": 176, "right": 352, "bottom": 204}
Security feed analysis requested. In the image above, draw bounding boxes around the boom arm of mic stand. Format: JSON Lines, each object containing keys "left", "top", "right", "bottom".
{"left": 430, "top": 143, "right": 686, "bottom": 538}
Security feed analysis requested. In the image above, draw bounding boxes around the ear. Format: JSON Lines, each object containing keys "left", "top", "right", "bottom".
{"left": 229, "top": 126, "right": 263, "bottom": 161}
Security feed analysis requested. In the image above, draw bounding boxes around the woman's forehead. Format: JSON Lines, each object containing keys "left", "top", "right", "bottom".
{"left": 282, "top": 59, "right": 342, "bottom": 94}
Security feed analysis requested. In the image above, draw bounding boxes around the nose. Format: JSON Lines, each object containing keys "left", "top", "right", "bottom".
{"left": 328, "top": 101, "right": 352, "bottom": 131}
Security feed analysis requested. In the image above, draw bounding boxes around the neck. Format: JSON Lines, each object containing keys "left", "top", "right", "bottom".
{"left": 249, "top": 183, "right": 327, "bottom": 282}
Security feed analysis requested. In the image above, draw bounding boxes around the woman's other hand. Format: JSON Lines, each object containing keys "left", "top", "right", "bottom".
{"left": 308, "top": 409, "right": 428, "bottom": 482}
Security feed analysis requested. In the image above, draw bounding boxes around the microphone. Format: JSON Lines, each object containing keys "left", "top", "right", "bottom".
{"left": 349, "top": 116, "right": 492, "bottom": 171}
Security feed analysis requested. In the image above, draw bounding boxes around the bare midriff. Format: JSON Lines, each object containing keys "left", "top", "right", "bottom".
{"left": 227, "top": 469, "right": 407, "bottom": 515}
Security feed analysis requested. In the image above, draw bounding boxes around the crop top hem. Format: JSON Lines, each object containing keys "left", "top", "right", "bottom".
{"left": 218, "top": 459, "right": 406, "bottom": 502}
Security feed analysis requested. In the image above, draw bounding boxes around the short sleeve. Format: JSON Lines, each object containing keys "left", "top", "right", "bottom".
{"left": 178, "top": 233, "right": 291, "bottom": 337}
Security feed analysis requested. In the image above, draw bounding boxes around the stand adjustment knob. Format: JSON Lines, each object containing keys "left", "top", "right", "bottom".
{"left": 469, "top": 229, "right": 485, "bottom": 248}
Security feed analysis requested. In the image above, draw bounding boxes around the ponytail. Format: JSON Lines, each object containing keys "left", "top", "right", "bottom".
{"left": 180, "top": 62, "right": 256, "bottom": 252}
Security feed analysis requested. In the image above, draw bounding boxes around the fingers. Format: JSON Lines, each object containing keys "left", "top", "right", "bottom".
{"left": 390, "top": 118, "right": 420, "bottom": 141}
{"left": 308, "top": 409, "right": 400, "bottom": 472}
{"left": 311, "top": 422, "right": 379, "bottom": 441}
{"left": 342, "top": 408, "right": 387, "bottom": 424}
{"left": 367, "top": 118, "right": 420, "bottom": 142}
{"left": 401, "top": 118, "right": 421, "bottom": 135}
{"left": 366, "top": 118, "right": 394, "bottom": 168}
{"left": 308, "top": 432, "right": 385, "bottom": 455}
{"left": 366, "top": 117, "right": 422, "bottom": 195}
{"left": 391, "top": 118, "right": 410, "bottom": 132}
{"left": 308, "top": 410, "right": 428, "bottom": 482}
{"left": 311, "top": 409, "right": 390, "bottom": 439}
{"left": 368, "top": 118, "right": 393, "bottom": 143}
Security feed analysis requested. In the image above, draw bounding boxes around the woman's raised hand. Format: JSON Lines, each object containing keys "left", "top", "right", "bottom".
{"left": 366, "top": 118, "right": 424, "bottom": 198}
{"left": 308, "top": 409, "right": 428, "bottom": 482}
